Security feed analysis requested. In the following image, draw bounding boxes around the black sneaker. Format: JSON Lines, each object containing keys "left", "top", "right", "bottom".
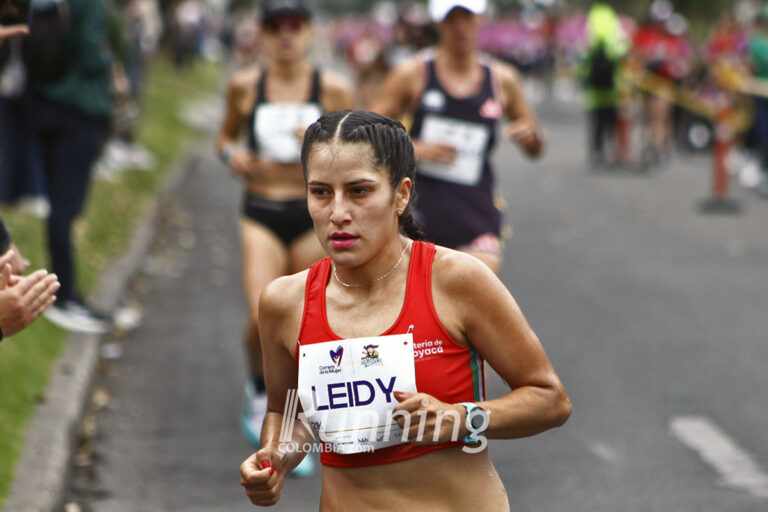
{"left": 44, "top": 299, "right": 111, "bottom": 335}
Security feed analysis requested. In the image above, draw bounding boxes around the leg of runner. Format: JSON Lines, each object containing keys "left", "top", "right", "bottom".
{"left": 240, "top": 218, "right": 288, "bottom": 446}
{"left": 649, "top": 95, "right": 672, "bottom": 159}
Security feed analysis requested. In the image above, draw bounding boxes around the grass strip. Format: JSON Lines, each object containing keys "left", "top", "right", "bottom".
{"left": 0, "top": 57, "right": 221, "bottom": 505}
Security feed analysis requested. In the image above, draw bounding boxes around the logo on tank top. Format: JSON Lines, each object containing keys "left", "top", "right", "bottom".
{"left": 329, "top": 346, "right": 343, "bottom": 367}
{"left": 319, "top": 345, "right": 344, "bottom": 375}
{"left": 422, "top": 89, "right": 446, "bottom": 111}
{"left": 360, "top": 344, "right": 383, "bottom": 367}
{"left": 479, "top": 98, "right": 502, "bottom": 119}
{"left": 413, "top": 339, "right": 445, "bottom": 361}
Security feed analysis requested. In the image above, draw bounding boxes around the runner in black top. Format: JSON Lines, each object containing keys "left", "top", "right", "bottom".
{"left": 370, "top": 0, "right": 544, "bottom": 274}
{"left": 408, "top": 56, "right": 501, "bottom": 253}
{"left": 216, "top": 0, "right": 354, "bottom": 468}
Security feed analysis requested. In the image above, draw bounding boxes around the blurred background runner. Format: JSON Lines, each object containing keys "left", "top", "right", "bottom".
{"left": 216, "top": 0, "right": 354, "bottom": 477}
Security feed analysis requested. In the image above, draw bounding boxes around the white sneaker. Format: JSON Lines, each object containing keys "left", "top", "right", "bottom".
{"left": 241, "top": 382, "right": 268, "bottom": 446}
{"left": 44, "top": 300, "right": 111, "bottom": 335}
{"left": 18, "top": 196, "right": 51, "bottom": 219}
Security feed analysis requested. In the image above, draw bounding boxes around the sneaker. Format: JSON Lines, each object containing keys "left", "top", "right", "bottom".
{"left": 18, "top": 196, "right": 51, "bottom": 219}
{"left": 44, "top": 300, "right": 111, "bottom": 334}
{"left": 241, "top": 382, "right": 267, "bottom": 446}
{"left": 290, "top": 453, "right": 316, "bottom": 478}
{"left": 758, "top": 177, "right": 768, "bottom": 198}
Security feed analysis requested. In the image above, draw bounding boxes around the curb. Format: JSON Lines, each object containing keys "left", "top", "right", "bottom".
{"left": 2, "top": 148, "right": 204, "bottom": 512}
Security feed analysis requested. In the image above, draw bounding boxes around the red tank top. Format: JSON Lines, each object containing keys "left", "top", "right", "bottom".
{"left": 295, "top": 241, "right": 486, "bottom": 467}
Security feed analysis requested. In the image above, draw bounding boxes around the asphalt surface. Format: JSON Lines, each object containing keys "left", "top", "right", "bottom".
{"left": 64, "top": 100, "right": 768, "bottom": 512}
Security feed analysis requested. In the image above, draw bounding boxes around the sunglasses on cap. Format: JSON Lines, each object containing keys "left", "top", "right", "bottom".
{"left": 263, "top": 14, "right": 305, "bottom": 32}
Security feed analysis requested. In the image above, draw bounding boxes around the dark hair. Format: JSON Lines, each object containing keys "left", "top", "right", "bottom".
{"left": 301, "top": 110, "right": 424, "bottom": 241}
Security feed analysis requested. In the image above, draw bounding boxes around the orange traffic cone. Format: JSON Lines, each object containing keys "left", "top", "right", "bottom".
{"left": 699, "top": 98, "right": 741, "bottom": 214}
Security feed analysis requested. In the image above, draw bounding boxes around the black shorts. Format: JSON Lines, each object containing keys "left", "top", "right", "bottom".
{"left": 413, "top": 173, "right": 501, "bottom": 250}
{"left": 241, "top": 193, "right": 314, "bottom": 246}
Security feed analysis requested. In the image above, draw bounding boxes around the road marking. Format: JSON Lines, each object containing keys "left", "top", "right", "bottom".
{"left": 670, "top": 416, "right": 768, "bottom": 499}
{"left": 588, "top": 441, "right": 621, "bottom": 464}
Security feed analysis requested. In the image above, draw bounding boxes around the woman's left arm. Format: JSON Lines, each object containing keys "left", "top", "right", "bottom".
{"left": 437, "top": 252, "right": 571, "bottom": 439}
{"left": 495, "top": 61, "right": 545, "bottom": 159}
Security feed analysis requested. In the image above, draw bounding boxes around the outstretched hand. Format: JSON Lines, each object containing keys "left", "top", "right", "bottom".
{"left": 0, "top": 24, "right": 29, "bottom": 41}
{"left": 0, "top": 254, "right": 59, "bottom": 338}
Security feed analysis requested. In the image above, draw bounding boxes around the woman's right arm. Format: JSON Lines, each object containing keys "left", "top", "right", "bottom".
{"left": 240, "top": 274, "right": 312, "bottom": 507}
{"left": 369, "top": 59, "right": 457, "bottom": 165}
{"left": 217, "top": 72, "right": 260, "bottom": 180}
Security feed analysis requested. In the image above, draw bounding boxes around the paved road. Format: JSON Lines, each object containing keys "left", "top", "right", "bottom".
{"left": 65, "top": 101, "right": 768, "bottom": 512}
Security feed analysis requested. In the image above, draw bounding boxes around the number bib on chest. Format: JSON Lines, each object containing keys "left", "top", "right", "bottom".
{"left": 297, "top": 333, "right": 417, "bottom": 454}
{"left": 418, "top": 114, "right": 490, "bottom": 186}
{"left": 255, "top": 103, "right": 322, "bottom": 163}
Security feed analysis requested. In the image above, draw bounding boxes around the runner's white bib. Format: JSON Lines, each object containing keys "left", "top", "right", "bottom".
{"left": 418, "top": 114, "right": 490, "bottom": 186}
{"left": 255, "top": 103, "right": 322, "bottom": 163}
{"left": 297, "top": 333, "right": 417, "bottom": 454}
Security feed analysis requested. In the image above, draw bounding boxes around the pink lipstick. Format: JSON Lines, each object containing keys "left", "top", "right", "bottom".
{"left": 331, "top": 232, "right": 357, "bottom": 248}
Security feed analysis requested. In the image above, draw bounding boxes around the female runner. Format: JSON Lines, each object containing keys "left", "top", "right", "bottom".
{"left": 216, "top": 0, "right": 354, "bottom": 456}
{"left": 370, "top": 0, "right": 544, "bottom": 274}
{"left": 239, "top": 110, "right": 571, "bottom": 510}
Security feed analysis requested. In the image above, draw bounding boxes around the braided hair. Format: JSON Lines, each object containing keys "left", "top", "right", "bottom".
{"left": 301, "top": 110, "right": 424, "bottom": 241}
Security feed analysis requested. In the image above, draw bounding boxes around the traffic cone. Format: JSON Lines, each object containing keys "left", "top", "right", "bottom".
{"left": 699, "top": 98, "right": 741, "bottom": 214}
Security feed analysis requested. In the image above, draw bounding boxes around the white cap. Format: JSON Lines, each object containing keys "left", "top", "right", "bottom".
{"left": 428, "top": 0, "right": 487, "bottom": 23}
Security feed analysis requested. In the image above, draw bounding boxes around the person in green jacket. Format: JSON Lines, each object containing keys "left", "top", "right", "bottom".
{"left": 579, "top": 3, "right": 627, "bottom": 166}
{"left": 25, "top": 0, "right": 114, "bottom": 333}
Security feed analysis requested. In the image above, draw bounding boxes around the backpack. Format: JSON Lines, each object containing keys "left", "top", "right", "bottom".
{"left": 588, "top": 43, "right": 617, "bottom": 89}
{"left": 22, "top": 0, "right": 70, "bottom": 82}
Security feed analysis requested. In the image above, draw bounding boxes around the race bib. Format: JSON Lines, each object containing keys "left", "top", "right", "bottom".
{"left": 418, "top": 114, "right": 490, "bottom": 186}
{"left": 255, "top": 103, "right": 322, "bottom": 163}
{"left": 297, "top": 333, "right": 417, "bottom": 454}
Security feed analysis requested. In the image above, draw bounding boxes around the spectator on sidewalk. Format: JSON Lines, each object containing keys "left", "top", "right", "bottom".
{"left": 632, "top": 1, "right": 693, "bottom": 164}
{"left": 24, "top": 0, "right": 114, "bottom": 334}
{"left": 579, "top": 3, "right": 627, "bottom": 166}
{"left": 0, "top": 19, "right": 47, "bottom": 215}
{"left": 749, "top": 5, "right": 768, "bottom": 198}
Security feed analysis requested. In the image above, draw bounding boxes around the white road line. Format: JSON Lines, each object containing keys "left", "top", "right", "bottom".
{"left": 588, "top": 441, "right": 622, "bottom": 464}
{"left": 670, "top": 416, "right": 768, "bottom": 499}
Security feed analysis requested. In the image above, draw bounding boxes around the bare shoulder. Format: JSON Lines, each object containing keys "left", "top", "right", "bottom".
{"left": 320, "top": 69, "right": 355, "bottom": 110}
{"left": 228, "top": 66, "right": 261, "bottom": 93}
{"left": 389, "top": 53, "right": 426, "bottom": 83}
{"left": 225, "top": 66, "right": 260, "bottom": 117}
{"left": 429, "top": 246, "right": 510, "bottom": 345}
{"left": 259, "top": 269, "right": 309, "bottom": 321}
{"left": 369, "top": 54, "right": 426, "bottom": 116}
{"left": 486, "top": 56, "right": 522, "bottom": 87}
{"left": 320, "top": 69, "right": 353, "bottom": 96}
{"left": 431, "top": 246, "right": 502, "bottom": 300}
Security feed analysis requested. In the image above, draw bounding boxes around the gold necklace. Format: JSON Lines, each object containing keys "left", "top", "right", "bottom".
{"left": 332, "top": 241, "right": 411, "bottom": 288}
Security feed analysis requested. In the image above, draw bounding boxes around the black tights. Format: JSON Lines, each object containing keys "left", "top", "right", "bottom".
{"left": 27, "top": 92, "right": 108, "bottom": 301}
